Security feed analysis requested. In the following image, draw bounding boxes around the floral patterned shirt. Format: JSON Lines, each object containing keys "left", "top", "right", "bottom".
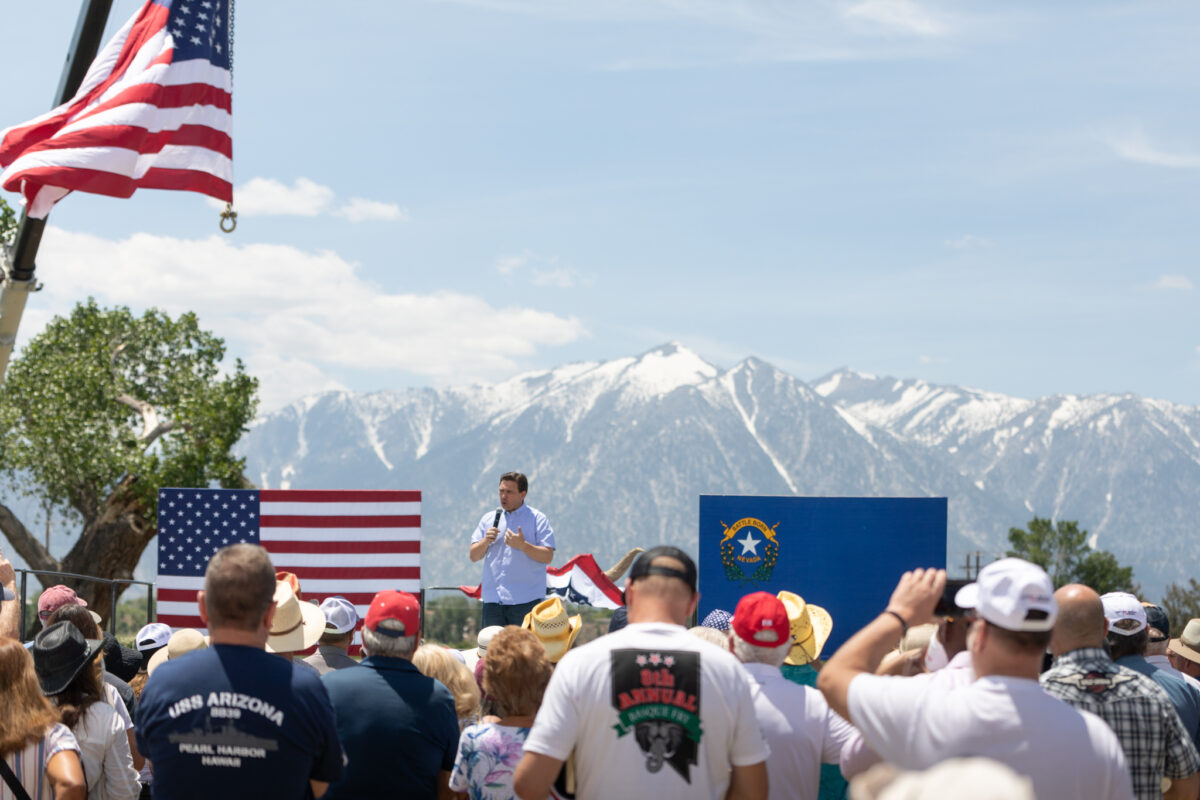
{"left": 449, "top": 723, "right": 530, "bottom": 800}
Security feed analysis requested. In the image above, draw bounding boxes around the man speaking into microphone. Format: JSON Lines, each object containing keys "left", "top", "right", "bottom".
{"left": 469, "top": 471, "right": 556, "bottom": 626}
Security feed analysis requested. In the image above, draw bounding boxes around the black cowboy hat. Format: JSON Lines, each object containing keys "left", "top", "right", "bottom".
{"left": 33, "top": 621, "right": 103, "bottom": 696}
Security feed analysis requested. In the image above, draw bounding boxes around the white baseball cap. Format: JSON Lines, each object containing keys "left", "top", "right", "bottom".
{"left": 135, "top": 622, "right": 172, "bottom": 652}
{"left": 954, "top": 558, "right": 1056, "bottom": 632}
{"left": 1100, "top": 592, "right": 1147, "bottom": 636}
{"left": 319, "top": 596, "right": 359, "bottom": 635}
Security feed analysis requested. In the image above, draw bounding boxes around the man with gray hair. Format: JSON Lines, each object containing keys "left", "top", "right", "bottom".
{"left": 730, "top": 591, "right": 854, "bottom": 800}
{"left": 321, "top": 590, "right": 459, "bottom": 799}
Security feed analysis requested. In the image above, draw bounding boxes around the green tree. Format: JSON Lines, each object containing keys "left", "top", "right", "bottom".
{"left": 0, "top": 299, "right": 257, "bottom": 623}
{"left": 1006, "top": 516, "right": 1137, "bottom": 593}
{"left": 0, "top": 197, "right": 16, "bottom": 245}
{"left": 1161, "top": 579, "right": 1200, "bottom": 630}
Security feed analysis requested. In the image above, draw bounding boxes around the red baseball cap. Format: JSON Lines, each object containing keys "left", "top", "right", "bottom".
{"left": 38, "top": 585, "right": 88, "bottom": 619}
{"left": 732, "top": 591, "right": 790, "bottom": 647}
{"left": 364, "top": 590, "right": 420, "bottom": 638}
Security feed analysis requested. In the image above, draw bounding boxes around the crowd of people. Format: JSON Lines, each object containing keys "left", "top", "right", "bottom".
{"left": 5, "top": 535, "right": 1200, "bottom": 800}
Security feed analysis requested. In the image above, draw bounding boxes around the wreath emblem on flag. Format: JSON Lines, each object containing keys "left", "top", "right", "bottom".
{"left": 718, "top": 518, "right": 780, "bottom": 585}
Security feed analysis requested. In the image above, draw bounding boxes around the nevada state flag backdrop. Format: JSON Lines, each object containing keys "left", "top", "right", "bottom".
{"left": 156, "top": 489, "right": 420, "bottom": 632}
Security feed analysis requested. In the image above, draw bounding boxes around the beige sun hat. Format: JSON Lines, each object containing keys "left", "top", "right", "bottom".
{"left": 266, "top": 581, "right": 325, "bottom": 654}
{"left": 1169, "top": 618, "right": 1200, "bottom": 666}
{"left": 147, "top": 628, "right": 210, "bottom": 676}
{"left": 522, "top": 597, "right": 582, "bottom": 663}
{"left": 777, "top": 591, "right": 833, "bottom": 666}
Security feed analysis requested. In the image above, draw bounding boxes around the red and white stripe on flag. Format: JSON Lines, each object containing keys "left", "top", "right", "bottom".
{"left": 0, "top": 0, "right": 232, "bottom": 218}
{"left": 459, "top": 553, "right": 625, "bottom": 610}
{"left": 155, "top": 489, "right": 419, "bottom": 651}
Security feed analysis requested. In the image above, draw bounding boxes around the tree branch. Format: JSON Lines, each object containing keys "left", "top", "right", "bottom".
{"left": 0, "top": 501, "right": 61, "bottom": 575}
{"left": 116, "top": 393, "right": 176, "bottom": 447}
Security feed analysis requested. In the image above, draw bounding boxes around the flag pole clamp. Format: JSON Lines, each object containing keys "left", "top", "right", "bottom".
{"left": 219, "top": 203, "right": 237, "bottom": 233}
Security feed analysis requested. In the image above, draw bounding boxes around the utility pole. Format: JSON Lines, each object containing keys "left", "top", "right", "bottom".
{"left": 0, "top": 0, "right": 114, "bottom": 385}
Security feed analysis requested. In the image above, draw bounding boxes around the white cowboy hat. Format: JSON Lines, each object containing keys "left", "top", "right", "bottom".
{"left": 266, "top": 581, "right": 325, "bottom": 654}
{"left": 147, "top": 628, "right": 210, "bottom": 676}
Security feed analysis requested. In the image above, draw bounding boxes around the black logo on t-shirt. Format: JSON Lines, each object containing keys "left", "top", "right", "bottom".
{"left": 610, "top": 649, "right": 702, "bottom": 783}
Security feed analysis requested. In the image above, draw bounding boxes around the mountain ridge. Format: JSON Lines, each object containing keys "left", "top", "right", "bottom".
{"left": 236, "top": 344, "right": 1200, "bottom": 602}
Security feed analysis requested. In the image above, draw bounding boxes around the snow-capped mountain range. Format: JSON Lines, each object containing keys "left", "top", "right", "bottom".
{"left": 237, "top": 343, "right": 1200, "bottom": 602}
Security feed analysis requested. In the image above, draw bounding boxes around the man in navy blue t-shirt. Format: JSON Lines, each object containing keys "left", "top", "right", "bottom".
{"left": 322, "top": 590, "right": 459, "bottom": 799}
{"left": 137, "top": 544, "right": 342, "bottom": 799}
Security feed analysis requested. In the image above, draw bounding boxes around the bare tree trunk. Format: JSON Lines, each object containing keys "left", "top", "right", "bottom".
{"left": 0, "top": 501, "right": 61, "bottom": 575}
{"left": 0, "top": 476, "right": 153, "bottom": 627}
{"left": 59, "top": 476, "right": 153, "bottom": 624}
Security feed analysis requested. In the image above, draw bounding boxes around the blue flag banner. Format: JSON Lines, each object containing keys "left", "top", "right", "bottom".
{"left": 698, "top": 496, "right": 946, "bottom": 656}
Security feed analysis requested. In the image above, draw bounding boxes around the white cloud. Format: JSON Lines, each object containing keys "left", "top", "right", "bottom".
{"left": 944, "top": 234, "right": 994, "bottom": 250}
{"left": 496, "top": 251, "right": 533, "bottom": 276}
{"left": 244, "top": 353, "right": 349, "bottom": 411}
{"left": 1151, "top": 274, "right": 1194, "bottom": 291}
{"left": 495, "top": 251, "right": 588, "bottom": 288}
{"left": 1106, "top": 129, "right": 1200, "bottom": 169}
{"left": 919, "top": 354, "right": 950, "bottom": 364}
{"left": 440, "top": 0, "right": 963, "bottom": 67}
{"left": 31, "top": 227, "right": 586, "bottom": 410}
{"left": 335, "top": 198, "right": 408, "bottom": 223}
{"left": 226, "top": 177, "right": 335, "bottom": 216}
{"left": 843, "top": 0, "right": 949, "bottom": 37}
{"left": 532, "top": 268, "right": 587, "bottom": 288}
{"left": 210, "top": 177, "right": 406, "bottom": 223}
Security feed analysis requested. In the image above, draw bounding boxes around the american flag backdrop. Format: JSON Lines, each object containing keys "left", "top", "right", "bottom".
{"left": 155, "top": 489, "right": 420, "bottom": 643}
{"left": 0, "top": 0, "right": 232, "bottom": 218}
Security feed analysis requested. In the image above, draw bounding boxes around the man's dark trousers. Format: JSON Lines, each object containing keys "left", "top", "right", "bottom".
{"left": 483, "top": 598, "right": 540, "bottom": 627}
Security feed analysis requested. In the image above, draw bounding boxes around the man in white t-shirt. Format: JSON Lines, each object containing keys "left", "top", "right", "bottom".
{"left": 817, "top": 558, "right": 1134, "bottom": 800}
{"left": 729, "top": 591, "right": 853, "bottom": 800}
{"left": 514, "top": 546, "right": 768, "bottom": 800}
{"left": 839, "top": 578, "right": 977, "bottom": 780}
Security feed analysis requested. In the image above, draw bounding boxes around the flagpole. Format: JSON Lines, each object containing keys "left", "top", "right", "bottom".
{"left": 0, "top": 0, "right": 114, "bottom": 386}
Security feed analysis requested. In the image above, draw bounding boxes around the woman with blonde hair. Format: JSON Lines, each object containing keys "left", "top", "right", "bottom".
{"left": 413, "top": 644, "right": 482, "bottom": 727}
{"left": 0, "top": 636, "right": 86, "bottom": 800}
{"left": 32, "top": 622, "right": 139, "bottom": 800}
{"left": 449, "top": 627, "right": 553, "bottom": 800}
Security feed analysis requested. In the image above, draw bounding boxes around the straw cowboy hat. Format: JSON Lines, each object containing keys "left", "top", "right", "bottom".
{"left": 266, "top": 581, "right": 326, "bottom": 653}
{"left": 1169, "top": 618, "right": 1200, "bottom": 666}
{"left": 147, "top": 628, "right": 210, "bottom": 676}
{"left": 777, "top": 591, "right": 833, "bottom": 665}
{"left": 523, "top": 597, "right": 583, "bottom": 663}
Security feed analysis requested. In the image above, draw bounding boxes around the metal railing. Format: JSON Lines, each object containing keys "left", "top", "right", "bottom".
{"left": 419, "top": 586, "right": 481, "bottom": 644}
{"left": 17, "top": 568, "right": 155, "bottom": 640}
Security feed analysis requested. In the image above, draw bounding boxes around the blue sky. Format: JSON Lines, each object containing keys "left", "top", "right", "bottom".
{"left": 4, "top": 0, "right": 1198, "bottom": 410}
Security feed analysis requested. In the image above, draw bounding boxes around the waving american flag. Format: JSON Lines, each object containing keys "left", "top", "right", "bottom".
{"left": 0, "top": 0, "right": 232, "bottom": 218}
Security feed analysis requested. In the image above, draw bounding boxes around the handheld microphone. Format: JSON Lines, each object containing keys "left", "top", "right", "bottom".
{"left": 492, "top": 508, "right": 502, "bottom": 529}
